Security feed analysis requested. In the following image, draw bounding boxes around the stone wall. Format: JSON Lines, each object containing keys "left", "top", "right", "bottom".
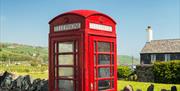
{"left": 136, "top": 64, "right": 154, "bottom": 82}
{"left": 0, "top": 71, "right": 48, "bottom": 91}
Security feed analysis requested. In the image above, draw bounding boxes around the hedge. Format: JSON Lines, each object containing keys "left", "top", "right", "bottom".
{"left": 117, "top": 66, "right": 133, "bottom": 80}
{"left": 153, "top": 60, "right": 180, "bottom": 84}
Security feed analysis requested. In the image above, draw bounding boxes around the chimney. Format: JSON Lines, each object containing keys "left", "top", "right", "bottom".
{"left": 146, "top": 26, "right": 153, "bottom": 42}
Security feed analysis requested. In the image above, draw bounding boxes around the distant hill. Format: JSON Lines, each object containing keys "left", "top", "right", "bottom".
{"left": 0, "top": 42, "right": 48, "bottom": 63}
{"left": 117, "top": 55, "right": 139, "bottom": 65}
{"left": 0, "top": 42, "right": 139, "bottom": 65}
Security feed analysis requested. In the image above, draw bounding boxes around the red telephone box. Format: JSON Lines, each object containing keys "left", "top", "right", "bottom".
{"left": 48, "top": 10, "right": 117, "bottom": 91}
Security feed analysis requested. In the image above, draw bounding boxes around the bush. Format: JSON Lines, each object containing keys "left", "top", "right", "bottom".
{"left": 153, "top": 60, "right": 180, "bottom": 84}
{"left": 128, "top": 74, "right": 138, "bottom": 81}
{"left": 117, "top": 66, "right": 133, "bottom": 80}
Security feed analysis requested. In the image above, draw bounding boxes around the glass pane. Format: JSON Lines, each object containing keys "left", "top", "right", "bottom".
{"left": 54, "top": 26, "right": 59, "bottom": 32}
{"left": 54, "top": 79, "right": 56, "bottom": 89}
{"left": 98, "top": 42, "right": 110, "bottom": 52}
{"left": 55, "top": 67, "right": 57, "bottom": 77}
{"left": 54, "top": 55, "right": 56, "bottom": 75}
{"left": 54, "top": 55, "right": 57, "bottom": 66}
{"left": 98, "top": 68, "right": 110, "bottom": 78}
{"left": 112, "top": 43, "right": 114, "bottom": 52}
{"left": 58, "top": 67, "right": 73, "bottom": 78}
{"left": 111, "top": 67, "right": 114, "bottom": 76}
{"left": 76, "top": 81, "right": 79, "bottom": 91}
{"left": 170, "top": 54, "right": 180, "bottom": 60}
{"left": 112, "top": 54, "right": 114, "bottom": 64}
{"left": 75, "top": 41, "right": 78, "bottom": 52}
{"left": 112, "top": 80, "right": 114, "bottom": 88}
{"left": 59, "top": 55, "right": 74, "bottom": 65}
{"left": 98, "top": 54, "right": 110, "bottom": 64}
{"left": 59, "top": 80, "right": 74, "bottom": 91}
{"left": 54, "top": 42, "right": 57, "bottom": 53}
{"left": 98, "top": 80, "right": 111, "bottom": 90}
{"left": 94, "top": 42, "right": 96, "bottom": 52}
{"left": 59, "top": 42, "right": 73, "bottom": 53}
{"left": 75, "top": 54, "right": 78, "bottom": 65}
{"left": 156, "top": 54, "right": 165, "bottom": 61}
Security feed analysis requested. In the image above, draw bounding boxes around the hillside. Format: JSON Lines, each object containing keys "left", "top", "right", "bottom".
{"left": 0, "top": 42, "right": 48, "bottom": 63}
{"left": 0, "top": 42, "right": 139, "bottom": 65}
{"left": 117, "top": 55, "right": 139, "bottom": 65}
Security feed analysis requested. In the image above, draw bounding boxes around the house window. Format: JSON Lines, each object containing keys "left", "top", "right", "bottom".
{"left": 141, "top": 54, "right": 151, "bottom": 64}
{"left": 151, "top": 54, "right": 156, "bottom": 63}
{"left": 156, "top": 54, "right": 165, "bottom": 61}
{"left": 170, "top": 54, "right": 180, "bottom": 60}
{"left": 165, "top": 54, "right": 170, "bottom": 61}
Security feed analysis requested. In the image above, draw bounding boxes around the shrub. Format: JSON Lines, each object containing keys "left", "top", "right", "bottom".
{"left": 117, "top": 66, "right": 133, "bottom": 80}
{"left": 24, "top": 69, "right": 30, "bottom": 73}
{"left": 153, "top": 60, "right": 180, "bottom": 84}
{"left": 30, "top": 60, "right": 39, "bottom": 67}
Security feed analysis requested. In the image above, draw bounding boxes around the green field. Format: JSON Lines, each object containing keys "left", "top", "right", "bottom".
{"left": 118, "top": 80, "right": 180, "bottom": 91}
{"left": 0, "top": 64, "right": 48, "bottom": 79}
{"left": 0, "top": 42, "right": 48, "bottom": 63}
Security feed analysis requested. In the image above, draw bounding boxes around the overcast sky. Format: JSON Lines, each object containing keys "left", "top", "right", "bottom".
{"left": 0, "top": 0, "right": 180, "bottom": 57}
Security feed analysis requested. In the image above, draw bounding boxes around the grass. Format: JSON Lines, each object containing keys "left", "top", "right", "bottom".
{"left": 16, "top": 72, "right": 48, "bottom": 79}
{"left": 118, "top": 80, "right": 180, "bottom": 91}
{"left": 0, "top": 71, "right": 48, "bottom": 79}
{"left": 0, "top": 64, "right": 48, "bottom": 79}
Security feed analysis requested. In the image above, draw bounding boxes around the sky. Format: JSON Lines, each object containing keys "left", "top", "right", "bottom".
{"left": 0, "top": 0, "right": 180, "bottom": 57}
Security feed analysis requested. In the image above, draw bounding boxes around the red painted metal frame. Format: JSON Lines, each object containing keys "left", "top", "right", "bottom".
{"left": 89, "top": 36, "right": 117, "bottom": 91}
{"left": 49, "top": 10, "right": 117, "bottom": 91}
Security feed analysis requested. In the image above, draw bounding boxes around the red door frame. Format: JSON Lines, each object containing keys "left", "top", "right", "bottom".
{"left": 89, "top": 35, "right": 117, "bottom": 91}
{"left": 49, "top": 35, "right": 82, "bottom": 91}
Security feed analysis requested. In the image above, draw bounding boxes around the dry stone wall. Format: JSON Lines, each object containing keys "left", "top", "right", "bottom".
{"left": 0, "top": 71, "right": 48, "bottom": 91}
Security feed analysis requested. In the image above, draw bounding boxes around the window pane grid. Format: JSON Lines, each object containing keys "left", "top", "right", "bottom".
{"left": 55, "top": 41, "right": 78, "bottom": 91}
{"left": 94, "top": 41, "right": 115, "bottom": 90}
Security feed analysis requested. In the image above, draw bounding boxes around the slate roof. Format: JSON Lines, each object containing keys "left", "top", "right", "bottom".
{"left": 140, "top": 39, "right": 180, "bottom": 54}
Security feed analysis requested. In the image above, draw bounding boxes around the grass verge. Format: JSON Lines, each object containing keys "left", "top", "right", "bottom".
{"left": 118, "top": 80, "right": 180, "bottom": 91}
